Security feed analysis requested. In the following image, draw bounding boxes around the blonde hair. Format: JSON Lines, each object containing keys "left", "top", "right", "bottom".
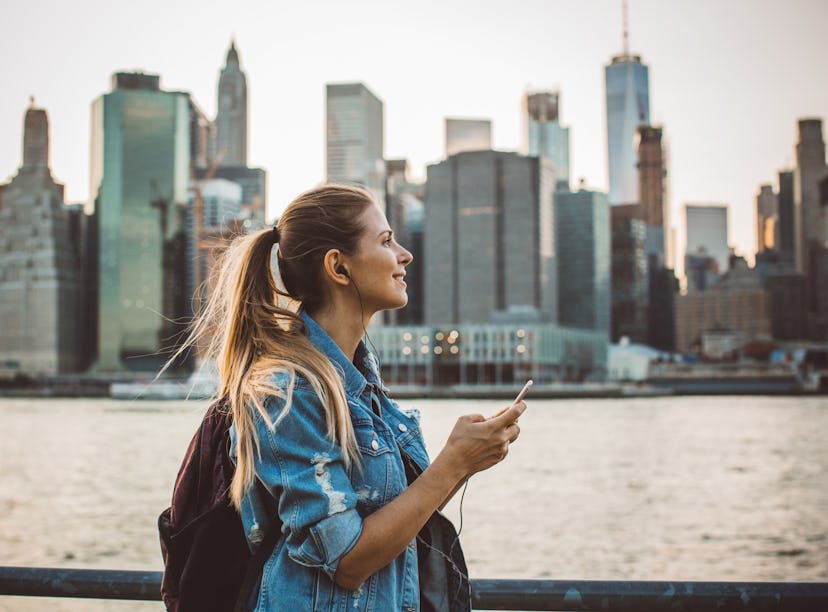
{"left": 175, "top": 184, "right": 376, "bottom": 509}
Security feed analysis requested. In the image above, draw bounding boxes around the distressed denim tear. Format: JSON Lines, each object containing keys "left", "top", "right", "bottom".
{"left": 312, "top": 453, "right": 347, "bottom": 515}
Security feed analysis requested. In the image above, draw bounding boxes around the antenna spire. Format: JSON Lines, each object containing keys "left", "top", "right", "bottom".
{"left": 622, "top": 0, "right": 629, "bottom": 57}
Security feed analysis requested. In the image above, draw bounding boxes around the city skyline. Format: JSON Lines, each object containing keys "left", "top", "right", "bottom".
{"left": 2, "top": 0, "right": 827, "bottom": 264}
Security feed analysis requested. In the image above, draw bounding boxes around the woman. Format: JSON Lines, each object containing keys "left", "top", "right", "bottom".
{"left": 191, "top": 184, "right": 526, "bottom": 611}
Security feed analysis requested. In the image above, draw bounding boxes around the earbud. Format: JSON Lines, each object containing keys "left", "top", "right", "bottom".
{"left": 337, "top": 266, "right": 349, "bottom": 278}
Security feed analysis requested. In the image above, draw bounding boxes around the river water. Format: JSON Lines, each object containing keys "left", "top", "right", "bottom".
{"left": 1, "top": 395, "right": 826, "bottom": 611}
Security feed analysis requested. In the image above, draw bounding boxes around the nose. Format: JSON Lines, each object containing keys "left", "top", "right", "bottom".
{"left": 398, "top": 244, "right": 413, "bottom": 266}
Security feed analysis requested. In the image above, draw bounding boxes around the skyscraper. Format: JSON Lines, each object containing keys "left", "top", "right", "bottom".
{"left": 524, "top": 91, "right": 571, "bottom": 189}
{"left": 445, "top": 118, "right": 492, "bottom": 156}
{"left": 605, "top": 8, "right": 650, "bottom": 206}
{"left": 196, "top": 164, "right": 267, "bottom": 226}
{"left": 684, "top": 203, "right": 730, "bottom": 282}
{"left": 205, "top": 41, "right": 267, "bottom": 225}
{"left": 186, "top": 178, "right": 243, "bottom": 305}
{"left": 89, "top": 72, "right": 203, "bottom": 371}
{"left": 610, "top": 204, "right": 648, "bottom": 342}
{"left": 424, "top": 151, "right": 556, "bottom": 324}
{"left": 793, "top": 118, "right": 828, "bottom": 338}
{"left": 794, "top": 118, "right": 826, "bottom": 273}
{"left": 385, "top": 159, "right": 425, "bottom": 325}
{"left": 555, "top": 187, "right": 610, "bottom": 334}
{"left": 637, "top": 124, "right": 667, "bottom": 260}
{"left": 0, "top": 101, "right": 83, "bottom": 375}
{"left": 755, "top": 184, "right": 778, "bottom": 253}
{"left": 326, "top": 82, "right": 385, "bottom": 202}
{"left": 648, "top": 266, "right": 678, "bottom": 352}
{"left": 777, "top": 170, "right": 796, "bottom": 268}
{"left": 215, "top": 41, "right": 248, "bottom": 167}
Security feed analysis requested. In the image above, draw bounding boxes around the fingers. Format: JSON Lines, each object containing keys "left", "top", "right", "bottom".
{"left": 487, "top": 401, "right": 526, "bottom": 429}
{"left": 498, "top": 441, "right": 509, "bottom": 461}
{"left": 490, "top": 422, "right": 520, "bottom": 464}
{"left": 450, "top": 404, "right": 524, "bottom": 474}
{"left": 463, "top": 413, "right": 486, "bottom": 424}
{"left": 505, "top": 421, "right": 521, "bottom": 443}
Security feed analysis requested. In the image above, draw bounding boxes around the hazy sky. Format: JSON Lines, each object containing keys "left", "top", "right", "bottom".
{"left": 2, "top": 0, "right": 827, "bottom": 263}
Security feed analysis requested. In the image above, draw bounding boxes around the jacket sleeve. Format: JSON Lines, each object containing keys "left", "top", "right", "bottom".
{"left": 253, "top": 387, "right": 363, "bottom": 580}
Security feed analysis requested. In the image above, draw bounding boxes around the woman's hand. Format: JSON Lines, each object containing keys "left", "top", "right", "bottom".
{"left": 335, "top": 400, "right": 526, "bottom": 590}
{"left": 438, "top": 401, "right": 526, "bottom": 480}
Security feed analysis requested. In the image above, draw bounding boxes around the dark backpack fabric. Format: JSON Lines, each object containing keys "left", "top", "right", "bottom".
{"left": 159, "top": 400, "right": 278, "bottom": 612}
{"left": 399, "top": 445, "right": 471, "bottom": 612}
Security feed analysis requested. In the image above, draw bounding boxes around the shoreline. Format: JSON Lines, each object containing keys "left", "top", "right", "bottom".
{"left": 0, "top": 380, "right": 824, "bottom": 400}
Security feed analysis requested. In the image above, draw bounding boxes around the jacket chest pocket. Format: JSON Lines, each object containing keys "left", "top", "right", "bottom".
{"left": 351, "top": 419, "right": 399, "bottom": 515}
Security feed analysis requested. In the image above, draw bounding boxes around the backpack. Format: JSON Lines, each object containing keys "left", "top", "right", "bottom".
{"left": 159, "top": 399, "right": 279, "bottom": 612}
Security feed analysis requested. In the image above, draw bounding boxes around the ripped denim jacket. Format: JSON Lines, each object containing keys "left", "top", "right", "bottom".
{"left": 231, "top": 311, "right": 449, "bottom": 611}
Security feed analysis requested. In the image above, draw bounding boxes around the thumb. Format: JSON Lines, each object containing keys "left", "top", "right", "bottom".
{"left": 487, "top": 404, "right": 510, "bottom": 421}
{"left": 488, "top": 401, "right": 526, "bottom": 428}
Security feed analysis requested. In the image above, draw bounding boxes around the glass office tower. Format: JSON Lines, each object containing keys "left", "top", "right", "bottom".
{"left": 555, "top": 187, "right": 610, "bottom": 335}
{"left": 445, "top": 118, "right": 492, "bottom": 156}
{"left": 325, "top": 82, "right": 385, "bottom": 204}
{"left": 89, "top": 73, "right": 192, "bottom": 371}
{"left": 525, "top": 91, "right": 570, "bottom": 190}
{"left": 424, "top": 151, "right": 557, "bottom": 325}
{"left": 684, "top": 203, "right": 730, "bottom": 283}
{"left": 605, "top": 55, "right": 650, "bottom": 205}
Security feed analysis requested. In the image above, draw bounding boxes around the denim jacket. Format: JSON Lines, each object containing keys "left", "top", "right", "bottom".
{"left": 231, "top": 312, "right": 435, "bottom": 611}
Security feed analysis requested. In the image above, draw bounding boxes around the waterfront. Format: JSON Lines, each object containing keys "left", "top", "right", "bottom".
{"left": 0, "top": 395, "right": 826, "bottom": 611}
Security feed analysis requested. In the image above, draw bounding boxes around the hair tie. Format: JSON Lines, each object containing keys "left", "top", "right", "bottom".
{"left": 271, "top": 225, "right": 280, "bottom": 244}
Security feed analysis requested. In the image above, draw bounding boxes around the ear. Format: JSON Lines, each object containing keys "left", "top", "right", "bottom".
{"left": 322, "top": 249, "right": 350, "bottom": 286}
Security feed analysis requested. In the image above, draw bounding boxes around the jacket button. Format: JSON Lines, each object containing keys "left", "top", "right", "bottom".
{"left": 398, "top": 423, "right": 408, "bottom": 432}
{"left": 371, "top": 439, "right": 379, "bottom": 451}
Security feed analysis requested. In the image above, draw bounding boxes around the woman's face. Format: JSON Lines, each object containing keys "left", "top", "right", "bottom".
{"left": 346, "top": 203, "right": 413, "bottom": 315}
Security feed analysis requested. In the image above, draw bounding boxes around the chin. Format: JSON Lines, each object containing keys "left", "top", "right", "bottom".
{"left": 387, "top": 293, "right": 409, "bottom": 311}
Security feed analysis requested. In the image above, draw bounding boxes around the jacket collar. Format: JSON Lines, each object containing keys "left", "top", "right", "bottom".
{"left": 300, "top": 311, "right": 381, "bottom": 398}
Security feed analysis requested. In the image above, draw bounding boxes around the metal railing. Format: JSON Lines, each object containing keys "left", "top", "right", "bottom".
{"left": 1, "top": 566, "right": 827, "bottom": 610}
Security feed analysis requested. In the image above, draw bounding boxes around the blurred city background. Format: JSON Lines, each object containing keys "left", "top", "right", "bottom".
{"left": 2, "top": 0, "right": 828, "bottom": 397}
{"left": 2, "top": 4, "right": 828, "bottom": 605}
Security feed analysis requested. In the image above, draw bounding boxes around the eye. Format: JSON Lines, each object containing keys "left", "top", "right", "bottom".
{"left": 383, "top": 234, "right": 393, "bottom": 246}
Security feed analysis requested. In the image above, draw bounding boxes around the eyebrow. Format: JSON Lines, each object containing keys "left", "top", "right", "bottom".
{"left": 378, "top": 229, "right": 393, "bottom": 239}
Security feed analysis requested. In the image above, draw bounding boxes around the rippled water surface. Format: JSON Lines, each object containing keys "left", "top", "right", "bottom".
{"left": 1, "top": 395, "right": 826, "bottom": 610}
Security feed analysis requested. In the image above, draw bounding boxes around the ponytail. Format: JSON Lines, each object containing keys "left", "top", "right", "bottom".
{"left": 168, "top": 184, "right": 376, "bottom": 508}
{"left": 171, "top": 227, "right": 360, "bottom": 510}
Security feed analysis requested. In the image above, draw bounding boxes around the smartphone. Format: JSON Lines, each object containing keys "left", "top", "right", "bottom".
{"left": 513, "top": 379, "right": 533, "bottom": 404}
